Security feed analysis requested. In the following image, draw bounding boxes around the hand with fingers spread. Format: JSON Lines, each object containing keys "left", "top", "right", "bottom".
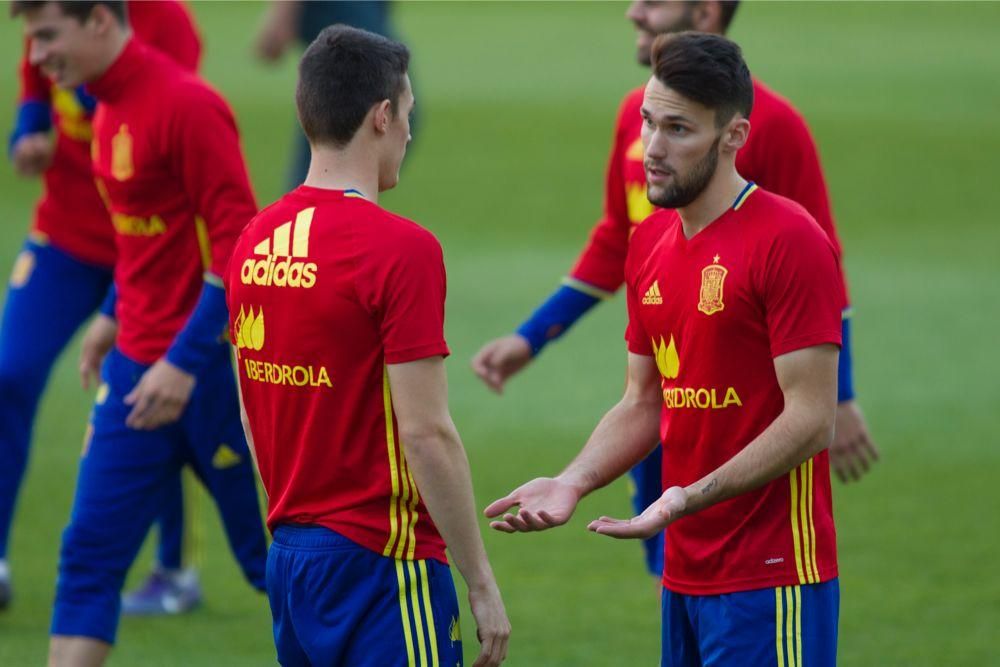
{"left": 830, "top": 400, "right": 879, "bottom": 482}
{"left": 588, "top": 486, "right": 688, "bottom": 540}
{"left": 470, "top": 335, "right": 533, "bottom": 394}
{"left": 468, "top": 581, "right": 511, "bottom": 667}
{"left": 124, "top": 359, "right": 195, "bottom": 430}
{"left": 79, "top": 314, "right": 117, "bottom": 390}
{"left": 484, "top": 477, "right": 582, "bottom": 533}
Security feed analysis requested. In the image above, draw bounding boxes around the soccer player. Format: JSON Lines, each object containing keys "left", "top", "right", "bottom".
{"left": 12, "top": 2, "right": 268, "bottom": 664}
{"left": 471, "top": 0, "right": 878, "bottom": 578}
{"left": 487, "top": 32, "right": 842, "bottom": 666}
{"left": 227, "top": 25, "right": 509, "bottom": 667}
{"left": 3, "top": 0, "right": 207, "bottom": 615}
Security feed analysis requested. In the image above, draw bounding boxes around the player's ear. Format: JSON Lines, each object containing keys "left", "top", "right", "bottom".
{"left": 372, "top": 99, "right": 393, "bottom": 136}
{"left": 86, "top": 4, "right": 118, "bottom": 36}
{"left": 721, "top": 116, "right": 750, "bottom": 154}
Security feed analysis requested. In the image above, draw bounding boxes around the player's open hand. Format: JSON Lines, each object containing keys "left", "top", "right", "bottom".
{"left": 79, "top": 313, "right": 117, "bottom": 390}
{"left": 124, "top": 359, "right": 196, "bottom": 430}
{"left": 588, "top": 486, "right": 688, "bottom": 540}
{"left": 470, "top": 335, "right": 533, "bottom": 394}
{"left": 468, "top": 581, "right": 511, "bottom": 667}
{"left": 11, "top": 132, "right": 54, "bottom": 178}
{"left": 484, "top": 477, "right": 581, "bottom": 533}
{"left": 830, "top": 400, "right": 879, "bottom": 482}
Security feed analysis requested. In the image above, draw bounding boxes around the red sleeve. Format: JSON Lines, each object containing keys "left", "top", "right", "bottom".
{"left": 128, "top": 0, "right": 202, "bottom": 72}
{"left": 370, "top": 227, "right": 450, "bottom": 364}
{"left": 623, "top": 229, "right": 653, "bottom": 356}
{"left": 757, "top": 215, "right": 843, "bottom": 359}
{"left": 168, "top": 84, "right": 257, "bottom": 278}
{"left": 567, "top": 95, "right": 635, "bottom": 294}
{"left": 19, "top": 40, "right": 50, "bottom": 104}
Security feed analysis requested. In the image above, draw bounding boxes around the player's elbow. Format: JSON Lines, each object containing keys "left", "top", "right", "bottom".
{"left": 398, "top": 419, "right": 461, "bottom": 460}
{"left": 802, "top": 409, "right": 836, "bottom": 459}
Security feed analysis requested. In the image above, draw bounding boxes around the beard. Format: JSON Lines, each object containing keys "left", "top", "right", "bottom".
{"left": 646, "top": 137, "right": 720, "bottom": 209}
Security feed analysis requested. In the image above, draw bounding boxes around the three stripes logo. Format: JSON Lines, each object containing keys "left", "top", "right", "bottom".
{"left": 642, "top": 279, "right": 663, "bottom": 305}
{"left": 240, "top": 207, "right": 318, "bottom": 288}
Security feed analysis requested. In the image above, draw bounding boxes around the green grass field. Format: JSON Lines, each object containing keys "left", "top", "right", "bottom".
{"left": 1, "top": 2, "right": 998, "bottom": 665}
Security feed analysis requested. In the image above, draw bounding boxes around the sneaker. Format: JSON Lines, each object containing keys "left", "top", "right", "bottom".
{"left": 121, "top": 567, "right": 202, "bottom": 615}
{"left": 0, "top": 560, "right": 10, "bottom": 610}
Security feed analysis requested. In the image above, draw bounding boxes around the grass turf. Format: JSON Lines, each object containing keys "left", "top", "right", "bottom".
{"left": 0, "top": 2, "right": 997, "bottom": 665}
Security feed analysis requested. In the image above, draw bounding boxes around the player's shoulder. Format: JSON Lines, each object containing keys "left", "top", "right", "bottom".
{"left": 742, "top": 187, "right": 828, "bottom": 244}
{"left": 365, "top": 206, "right": 443, "bottom": 256}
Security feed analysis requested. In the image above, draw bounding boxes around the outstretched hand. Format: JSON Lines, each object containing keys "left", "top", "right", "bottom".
{"left": 588, "top": 486, "right": 688, "bottom": 540}
{"left": 484, "top": 477, "right": 581, "bottom": 533}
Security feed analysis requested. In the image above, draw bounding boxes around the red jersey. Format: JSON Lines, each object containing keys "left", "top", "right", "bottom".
{"left": 16, "top": 0, "right": 200, "bottom": 268}
{"left": 225, "top": 187, "right": 450, "bottom": 564}
{"left": 88, "top": 39, "right": 255, "bottom": 363}
{"left": 570, "top": 80, "right": 847, "bottom": 301}
{"left": 624, "top": 185, "right": 843, "bottom": 595}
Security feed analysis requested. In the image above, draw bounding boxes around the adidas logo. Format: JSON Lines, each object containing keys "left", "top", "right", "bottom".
{"left": 212, "top": 443, "right": 243, "bottom": 469}
{"left": 240, "top": 207, "right": 318, "bottom": 289}
{"left": 642, "top": 280, "right": 663, "bottom": 305}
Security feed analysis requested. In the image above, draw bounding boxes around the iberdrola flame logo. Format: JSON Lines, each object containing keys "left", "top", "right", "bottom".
{"left": 235, "top": 305, "right": 265, "bottom": 351}
{"left": 652, "top": 334, "right": 679, "bottom": 380}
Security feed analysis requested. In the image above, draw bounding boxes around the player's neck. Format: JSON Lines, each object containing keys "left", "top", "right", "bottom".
{"left": 677, "top": 167, "right": 748, "bottom": 239}
{"left": 304, "top": 145, "right": 379, "bottom": 204}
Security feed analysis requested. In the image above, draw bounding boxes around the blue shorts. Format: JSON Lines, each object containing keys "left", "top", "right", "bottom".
{"left": 51, "top": 347, "right": 267, "bottom": 643}
{"left": 661, "top": 578, "right": 839, "bottom": 667}
{"left": 268, "top": 525, "right": 462, "bottom": 667}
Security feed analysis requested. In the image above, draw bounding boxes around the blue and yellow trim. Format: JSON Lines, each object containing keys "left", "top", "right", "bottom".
{"left": 732, "top": 181, "right": 758, "bottom": 211}
{"left": 560, "top": 276, "right": 615, "bottom": 301}
{"left": 775, "top": 585, "right": 803, "bottom": 667}
{"left": 344, "top": 188, "right": 366, "bottom": 199}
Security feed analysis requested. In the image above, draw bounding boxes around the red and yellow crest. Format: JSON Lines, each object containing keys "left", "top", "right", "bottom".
{"left": 111, "top": 124, "right": 134, "bottom": 181}
{"left": 697, "top": 255, "right": 727, "bottom": 316}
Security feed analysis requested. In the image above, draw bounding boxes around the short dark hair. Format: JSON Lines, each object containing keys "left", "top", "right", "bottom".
{"left": 651, "top": 31, "right": 753, "bottom": 127}
{"left": 10, "top": 0, "right": 126, "bottom": 23}
{"left": 296, "top": 24, "right": 410, "bottom": 148}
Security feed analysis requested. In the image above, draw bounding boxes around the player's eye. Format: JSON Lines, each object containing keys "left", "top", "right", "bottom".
{"left": 643, "top": 116, "right": 655, "bottom": 129}
{"left": 669, "top": 124, "right": 687, "bottom": 135}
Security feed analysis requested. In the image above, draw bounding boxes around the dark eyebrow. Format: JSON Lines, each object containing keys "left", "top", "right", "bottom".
{"left": 640, "top": 107, "right": 693, "bottom": 125}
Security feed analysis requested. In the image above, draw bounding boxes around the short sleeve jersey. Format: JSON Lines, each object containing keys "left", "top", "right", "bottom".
{"left": 225, "top": 186, "right": 450, "bottom": 564}
{"left": 624, "top": 185, "right": 843, "bottom": 595}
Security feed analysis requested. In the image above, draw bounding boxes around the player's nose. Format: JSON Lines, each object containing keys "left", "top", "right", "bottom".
{"left": 625, "top": 1, "right": 643, "bottom": 23}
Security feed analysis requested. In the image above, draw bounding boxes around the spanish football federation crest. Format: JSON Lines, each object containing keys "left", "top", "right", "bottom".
{"left": 111, "top": 123, "right": 134, "bottom": 181}
{"left": 698, "top": 255, "right": 727, "bottom": 316}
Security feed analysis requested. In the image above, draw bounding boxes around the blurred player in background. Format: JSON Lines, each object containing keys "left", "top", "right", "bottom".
{"left": 488, "top": 32, "right": 842, "bottom": 666}
{"left": 228, "top": 25, "right": 509, "bottom": 667}
{"left": 472, "top": 0, "right": 878, "bottom": 580}
{"left": 2, "top": 0, "right": 206, "bottom": 615}
{"left": 12, "top": 2, "right": 269, "bottom": 664}
{"left": 253, "top": 0, "right": 408, "bottom": 189}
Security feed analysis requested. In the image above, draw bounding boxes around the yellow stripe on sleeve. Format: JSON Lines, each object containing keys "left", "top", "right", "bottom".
{"left": 194, "top": 216, "right": 212, "bottom": 271}
{"left": 404, "top": 466, "right": 420, "bottom": 560}
{"left": 394, "top": 461, "right": 414, "bottom": 560}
